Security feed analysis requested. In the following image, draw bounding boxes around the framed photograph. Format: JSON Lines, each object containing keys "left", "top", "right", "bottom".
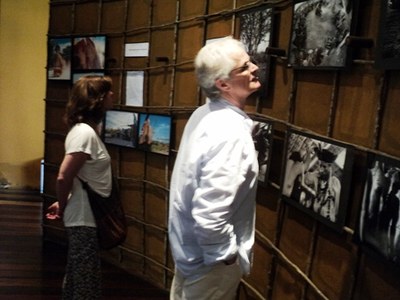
{"left": 238, "top": 6, "right": 274, "bottom": 98}
{"left": 288, "top": 0, "right": 358, "bottom": 69}
{"left": 103, "top": 110, "right": 138, "bottom": 148}
{"left": 252, "top": 119, "right": 274, "bottom": 185}
{"left": 281, "top": 129, "right": 354, "bottom": 231}
{"left": 375, "top": 0, "right": 400, "bottom": 69}
{"left": 72, "top": 35, "right": 106, "bottom": 70}
{"left": 356, "top": 153, "right": 400, "bottom": 267}
{"left": 72, "top": 72, "right": 105, "bottom": 84}
{"left": 47, "top": 37, "right": 72, "bottom": 80}
{"left": 137, "top": 113, "right": 172, "bottom": 156}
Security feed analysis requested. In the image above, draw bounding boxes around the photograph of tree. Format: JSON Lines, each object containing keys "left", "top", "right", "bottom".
{"left": 357, "top": 153, "right": 400, "bottom": 267}
{"left": 103, "top": 110, "right": 138, "bottom": 148}
{"left": 48, "top": 37, "right": 71, "bottom": 80}
{"left": 288, "top": 0, "right": 355, "bottom": 69}
{"left": 375, "top": 0, "right": 400, "bottom": 69}
{"left": 239, "top": 7, "right": 273, "bottom": 98}
{"left": 281, "top": 130, "right": 354, "bottom": 231}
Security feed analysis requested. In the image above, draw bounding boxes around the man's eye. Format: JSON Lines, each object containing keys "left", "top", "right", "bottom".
{"left": 240, "top": 64, "right": 250, "bottom": 72}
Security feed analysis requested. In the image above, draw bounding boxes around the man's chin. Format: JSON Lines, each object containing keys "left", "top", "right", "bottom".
{"left": 251, "top": 81, "right": 262, "bottom": 90}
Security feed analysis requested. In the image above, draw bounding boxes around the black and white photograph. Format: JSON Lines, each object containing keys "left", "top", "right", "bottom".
{"left": 252, "top": 119, "right": 273, "bottom": 185}
{"left": 137, "top": 113, "right": 172, "bottom": 156}
{"left": 47, "top": 37, "right": 71, "bottom": 80}
{"left": 73, "top": 35, "right": 106, "bottom": 70}
{"left": 375, "top": 0, "right": 400, "bottom": 69}
{"left": 281, "top": 130, "right": 354, "bottom": 231}
{"left": 357, "top": 153, "right": 400, "bottom": 266}
{"left": 103, "top": 110, "right": 138, "bottom": 148}
{"left": 238, "top": 7, "right": 274, "bottom": 98}
{"left": 288, "top": 0, "right": 356, "bottom": 69}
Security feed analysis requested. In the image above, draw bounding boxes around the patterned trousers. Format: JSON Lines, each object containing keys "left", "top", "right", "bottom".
{"left": 63, "top": 226, "right": 101, "bottom": 300}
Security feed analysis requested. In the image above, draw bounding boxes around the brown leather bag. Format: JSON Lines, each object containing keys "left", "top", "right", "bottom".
{"left": 79, "top": 177, "right": 127, "bottom": 249}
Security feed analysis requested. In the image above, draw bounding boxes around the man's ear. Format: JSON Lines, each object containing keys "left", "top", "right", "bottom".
{"left": 215, "top": 78, "right": 230, "bottom": 92}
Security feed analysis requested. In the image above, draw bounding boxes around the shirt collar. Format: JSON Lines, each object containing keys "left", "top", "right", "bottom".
{"left": 214, "top": 98, "right": 250, "bottom": 119}
{"left": 212, "top": 98, "right": 253, "bottom": 131}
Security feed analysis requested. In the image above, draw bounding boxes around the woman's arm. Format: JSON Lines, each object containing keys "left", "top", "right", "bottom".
{"left": 46, "top": 152, "right": 90, "bottom": 219}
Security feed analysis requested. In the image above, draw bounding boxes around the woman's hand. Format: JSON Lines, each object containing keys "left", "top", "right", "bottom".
{"left": 46, "top": 201, "right": 62, "bottom": 220}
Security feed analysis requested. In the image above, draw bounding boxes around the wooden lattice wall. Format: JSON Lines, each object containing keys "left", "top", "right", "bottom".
{"left": 43, "top": 0, "right": 400, "bottom": 299}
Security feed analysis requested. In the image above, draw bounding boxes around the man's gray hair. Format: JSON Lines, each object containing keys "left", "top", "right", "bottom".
{"left": 194, "top": 37, "right": 246, "bottom": 100}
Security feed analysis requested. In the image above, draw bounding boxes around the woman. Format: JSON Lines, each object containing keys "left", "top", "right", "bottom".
{"left": 46, "top": 75, "right": 114, "bottom": 299}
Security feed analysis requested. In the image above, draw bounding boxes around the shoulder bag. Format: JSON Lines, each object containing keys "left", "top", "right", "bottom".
{"left": 79, "top": 177, "right": 127, "bottom": 249}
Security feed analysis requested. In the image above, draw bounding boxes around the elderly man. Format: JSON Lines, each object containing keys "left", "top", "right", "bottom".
{"left": 168, "top": 36, "right": 261, "bottom": 300}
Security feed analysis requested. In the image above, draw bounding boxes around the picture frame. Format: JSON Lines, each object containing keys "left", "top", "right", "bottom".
{"left": 72, "top": 35, "right": 107, "bottom": 70}
{"left": 356, "top": 152, "right": 400, "bottom": 267}
{"left": 103, "top": 110, "right": 138, "bottom": 148}
{"left": 288, "top": 0, "right": 358, "bottom": 70}
{"left": 47, "top": 37, "right": 72, "bottom": 80}
{"left": 137, "top": 113, "right": 172, "bottom": 156}
{"left": 252, "top": 119, "right": 274, "bottom": 186}
{"left": 238, "top": 6, "right": 274, "bottom": 98}
{"left": 281, "top": 129, "right": 354, "bottom": 232}
{"left": 375, "top": 0, "right": 400, "bottom": 70}
{"left": 72, "top": 72, "right": 105, "bottom": 84}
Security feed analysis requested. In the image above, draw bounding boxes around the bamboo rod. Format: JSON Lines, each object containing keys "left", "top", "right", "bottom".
{"left": 301, "top": 222, "right": 319, "bottom": 300}
{"left": 256, "top": 229, "right": 330, "bottom": 300}
{"left": 287, "top": 70, "right": 297, "bottom": 123}
{"left": 373, "top": 71, "right": 389, "bottom": 149}
{"left": 327, "top": 70, "right": 339, "bottom": 137}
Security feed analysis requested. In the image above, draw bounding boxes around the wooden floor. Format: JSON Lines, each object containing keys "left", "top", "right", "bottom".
{"left": 0, "top": 190, "right": 169, "bottom": 300}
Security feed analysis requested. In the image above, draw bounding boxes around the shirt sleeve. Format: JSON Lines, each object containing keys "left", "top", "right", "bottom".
{"left": 65, "top": 125, "right": 97, "bottom": 158}
{"left": 192, "top": 132, "right": 251, "bottom": 265}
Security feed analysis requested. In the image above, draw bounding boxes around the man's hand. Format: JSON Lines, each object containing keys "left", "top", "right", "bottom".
{"left": 223, "top": 255, "right": 237, "bottom": 265}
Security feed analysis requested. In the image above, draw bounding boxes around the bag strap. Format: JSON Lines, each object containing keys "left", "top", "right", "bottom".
{"left": 77, "top": 176, "right": 91, "bottom": 191}
{"left": 77, "top": 175, "right": 119, "bottom": 198}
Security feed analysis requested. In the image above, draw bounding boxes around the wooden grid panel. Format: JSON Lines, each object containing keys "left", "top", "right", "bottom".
{"left": 44, "top": 0, "right": 400, "bottom": 299}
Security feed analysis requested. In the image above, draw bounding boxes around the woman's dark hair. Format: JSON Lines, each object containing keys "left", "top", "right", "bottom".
{"left": 64, "top": 75, "right": 112, "bottom": 128}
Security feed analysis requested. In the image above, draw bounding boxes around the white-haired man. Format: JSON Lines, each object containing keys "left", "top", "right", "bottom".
{"left": 168, "top": 36, "right": 261, "bottom": 300}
